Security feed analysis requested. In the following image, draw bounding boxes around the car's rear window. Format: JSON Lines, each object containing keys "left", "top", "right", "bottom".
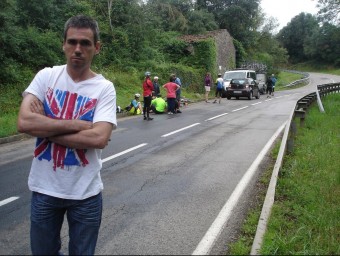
{"left": 231, "top": 79, "right": 247, "bottom": 84}
{"left": 223, "top": 71, "right": 247, "bottom": 80}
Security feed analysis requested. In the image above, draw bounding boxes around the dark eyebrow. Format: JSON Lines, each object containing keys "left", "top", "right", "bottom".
{"left": 66, "top": 39, "right": 93, "bottom": 47}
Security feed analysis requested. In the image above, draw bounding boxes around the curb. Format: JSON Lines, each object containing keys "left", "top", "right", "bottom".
{"left": 0, "top": 133, "right": 33, "bottom": 145}
{"left": 0, "top": 111, "right": 138, "bottom": 145}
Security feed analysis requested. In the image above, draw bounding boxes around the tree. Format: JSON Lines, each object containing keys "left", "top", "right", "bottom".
{"left": 316, "top": 0, "right": 340, "bottom": 25}
{"left": 304, "top": 22, "right": 340, "bottom": 66}
{"left": 194, "top": 0, "right": 262, "bottom": 50}
{"left": 276, "top": 13, "right": 319, "bottom": 63}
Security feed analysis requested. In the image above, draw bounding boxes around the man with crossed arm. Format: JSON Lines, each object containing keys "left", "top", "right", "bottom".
{"left": 17, "top": 15, "right": 116, "bottom": 255}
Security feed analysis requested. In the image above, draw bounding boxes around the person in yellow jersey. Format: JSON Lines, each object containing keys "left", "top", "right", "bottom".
{"left": 151, "top": 94, "right": 167, "bottom": 114}
{"left": 126, "top": 93, "right": 143, "bottom": 115}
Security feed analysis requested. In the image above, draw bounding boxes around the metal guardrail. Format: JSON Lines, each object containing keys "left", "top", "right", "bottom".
{"left": 282, "top": 70, "right": 310, "bottom": 88}
{"left": 250, "top": 82, "right": 340, "bottom": 255}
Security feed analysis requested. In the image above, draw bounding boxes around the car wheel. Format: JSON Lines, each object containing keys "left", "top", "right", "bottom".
{"left": 248, "top": 91, "right": 252, "bottom": 100}
{"left": 235, "top": 96, "right": 239, "bottom": 100}
{"left": 226, "top": 96, "right": 231, "bottom": 100}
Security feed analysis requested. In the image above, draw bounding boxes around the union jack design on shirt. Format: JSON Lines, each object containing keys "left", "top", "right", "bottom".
{"left": 34, "top": 87, "right": 97, "bottom": 170}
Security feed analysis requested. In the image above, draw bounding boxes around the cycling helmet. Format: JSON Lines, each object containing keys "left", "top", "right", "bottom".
{"left": 135, "top": 93, "right": 140, "bottom": 98}
{"left": 145, "top": 71, "right": 151, "bottom": 76}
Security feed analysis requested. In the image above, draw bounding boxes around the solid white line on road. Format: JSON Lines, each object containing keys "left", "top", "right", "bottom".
{"left": 0, "top": 196, "right": 19, "bottom": 207}
{"left": 232, "top": 106, "right": 248, "bottom": 112}
{"left": 192, "top": 123, "right": 286, "bottom": 255}
{"left": 161, "top": 123, "right": 200, "bottom": 138}
{"left": 251, "top": 102, "right": 262, "bottom": 106}
{"left": 102, "top": 143, "right": 148, "bottom": 163}
{"left": 265, "top": 98, "right": 273, "bottom": 101}
{"left": 205, "top": 113, "right": 229, "bottom": 121}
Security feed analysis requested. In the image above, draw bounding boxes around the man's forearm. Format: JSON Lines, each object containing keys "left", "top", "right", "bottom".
{"left": 17, "top": 93, "right": 93, "bottom": 137}
{"left": 48, "top": 122, "right": 113, "bottom": 149}
{"left": 18, "top": 113, "right": 92, "bottom": 137}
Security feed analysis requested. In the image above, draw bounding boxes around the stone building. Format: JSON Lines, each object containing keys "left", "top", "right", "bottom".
{"left": 179, "top": 29, "right": 236, "bottom": 74}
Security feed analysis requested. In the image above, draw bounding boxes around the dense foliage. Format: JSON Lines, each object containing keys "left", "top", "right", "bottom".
{"left": 0, "top": 0, "right": 281, "bottom": 86}
{"left": 0, "top": 0, "right": 339, "bottom": 119}
{"left": 274, "top": 0, "right": 340, "bottom": 64}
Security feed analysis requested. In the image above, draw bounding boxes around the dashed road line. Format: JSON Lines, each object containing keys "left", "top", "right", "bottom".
{"left": 251, "top": 102, "right": 262, "bottom": 106}
{"left": 0, "top": 196, "right": 19, "bottom": 207}
{"left": 205, "top": 113, "right": 229, "bottom": 121}
{"left": 161, "top": 123, "right": 200, "bottom": 137}
{"left": 232, "top": 106, "right": 249, "bottom": 112}
{"left": 102, "top": 143, "right": 148, "bottom": 163}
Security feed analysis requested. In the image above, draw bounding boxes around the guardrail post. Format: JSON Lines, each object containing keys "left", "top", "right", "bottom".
{"left": 297, "top": 101, "right": 308, "bottom": 111}
{"left": 287, "top": 122, "right": 296, "bottom": 154}
{"left": 294, "top": 109, "right": 306, "bottom": 127}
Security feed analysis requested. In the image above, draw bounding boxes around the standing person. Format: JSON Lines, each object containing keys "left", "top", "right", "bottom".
{"left": 163, "top": 74, "right": 180, "bottom": 115}
{"left": 143, "top": 71, "right": 154, "bottom": 120}
{"left": 174, "top": 74, "right": 182, "bottom": 113}
{"left": 204, "top": 72, "right": 212, "bottom": 102}
{"left": 16, "top": 15, "right": 117, "bottom": 255}
{"left": 266, "top": 75, "right": 273, "bottom": 97}
{"left": 213, "top": 73, "right": 224, "bottom": 104}
{"left": 152, "top": 76, "right": 160, "bottom": 96}
{"left": 271, "top": 74, "right": 277, "bottom": 96}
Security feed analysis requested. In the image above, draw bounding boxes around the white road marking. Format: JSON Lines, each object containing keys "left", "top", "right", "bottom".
{"left": 161, "top": 123, "right": 200, "bottom": 137}
{"left": 192, "top": 123, "right": 286, "bottom": 255}
{"left": 232, "top": 106, "right": 248, "bottom": 112}
{"left": 0, "top": 196, "right": 19, "bottom": 207}
{"left": 102, "top": 143, "right": 148, "bottom": 163}
{"left": 251, "top": 102, "right": 262, "bottom": 106}
{"left": 205, "top": 113, "right": 229, "bottom": 121}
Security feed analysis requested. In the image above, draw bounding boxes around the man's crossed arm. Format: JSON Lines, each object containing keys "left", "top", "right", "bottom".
{"left": 17, "top": 93, "right": 114, "bottom": 149}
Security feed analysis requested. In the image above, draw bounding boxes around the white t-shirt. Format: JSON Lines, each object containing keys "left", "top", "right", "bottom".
{"left": 25, "top": 65, "right": 117, "bottom": 200}
{"left": 216, "top": 77, "right": 224, "bottom": 88}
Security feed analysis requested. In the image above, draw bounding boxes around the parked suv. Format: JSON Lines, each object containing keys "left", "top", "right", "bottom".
{"left": 225, "top": 78, "right": 260, "bottom": 100}
{"left": 221, "top": 69, "right": 258, "bottom": 97}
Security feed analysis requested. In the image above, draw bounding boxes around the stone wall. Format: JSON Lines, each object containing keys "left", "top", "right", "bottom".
{"left": 179, "top": 29, "right": 236, "bottom": 74}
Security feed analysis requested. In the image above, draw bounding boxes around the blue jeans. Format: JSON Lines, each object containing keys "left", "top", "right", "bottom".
{"left": 167, "top": 98, "right": 176, "bottom": 113}
{"left": 30, "top": 192, "right": 102, "bottom": 255}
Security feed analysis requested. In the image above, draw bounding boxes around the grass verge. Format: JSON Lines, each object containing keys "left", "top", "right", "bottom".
{"left": 228, "top": 93, "right": 340, "bottom": 254}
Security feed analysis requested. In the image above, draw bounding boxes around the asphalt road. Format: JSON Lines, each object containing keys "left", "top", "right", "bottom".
{"left": 0, "top": 72, "right": 339, "bottom": 255}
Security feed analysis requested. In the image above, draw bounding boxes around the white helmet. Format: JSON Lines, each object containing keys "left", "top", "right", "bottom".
{"left": 145, "top": 71, "right": 151, "bottom": 76}
{"left": 135, "top": 93, "right": 140, "bottom": 98}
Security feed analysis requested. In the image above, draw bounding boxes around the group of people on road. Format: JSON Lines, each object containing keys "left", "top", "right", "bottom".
{"left": 127, "top": 72, "right": 183, "bottom": 119}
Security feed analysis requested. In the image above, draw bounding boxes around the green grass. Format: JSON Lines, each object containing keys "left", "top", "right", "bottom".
{"left": 275, "top": 71, "right": 308, "bottom": 91}
{"left": 228, "top": 94, "right": 340, "bottom": 255}
{"left": 260, "top": 94, "right": 340, "bottom": 255}
{"left": 0, "top": 67, "right": 205, "bottom": 138}
{"left": 289, "top": 62, "right": 340, "bottom": 76}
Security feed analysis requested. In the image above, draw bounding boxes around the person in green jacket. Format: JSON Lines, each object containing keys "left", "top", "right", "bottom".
{"left": 151, "top": 94, "right": 167, "bottom": 114}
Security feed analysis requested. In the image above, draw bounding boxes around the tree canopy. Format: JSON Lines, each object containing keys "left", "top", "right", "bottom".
{"left": 0, "top": 0, "right": 339, "bottom": 87}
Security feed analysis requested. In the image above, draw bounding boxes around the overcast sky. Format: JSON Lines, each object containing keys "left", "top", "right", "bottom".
{"left": 260, "top": 0, "right": 318, "bottom": 31}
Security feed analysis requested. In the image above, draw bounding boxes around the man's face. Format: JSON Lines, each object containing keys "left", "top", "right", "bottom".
{"left": 63, "top": 27, "right": 100, "bottom": 70}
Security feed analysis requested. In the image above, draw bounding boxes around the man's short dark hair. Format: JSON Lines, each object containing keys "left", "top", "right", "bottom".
{"left": 170, "top": 74, "right": 176, "bottom": 82}
{"left": 64, "top": 15, "right": 100, "bottom": 43}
